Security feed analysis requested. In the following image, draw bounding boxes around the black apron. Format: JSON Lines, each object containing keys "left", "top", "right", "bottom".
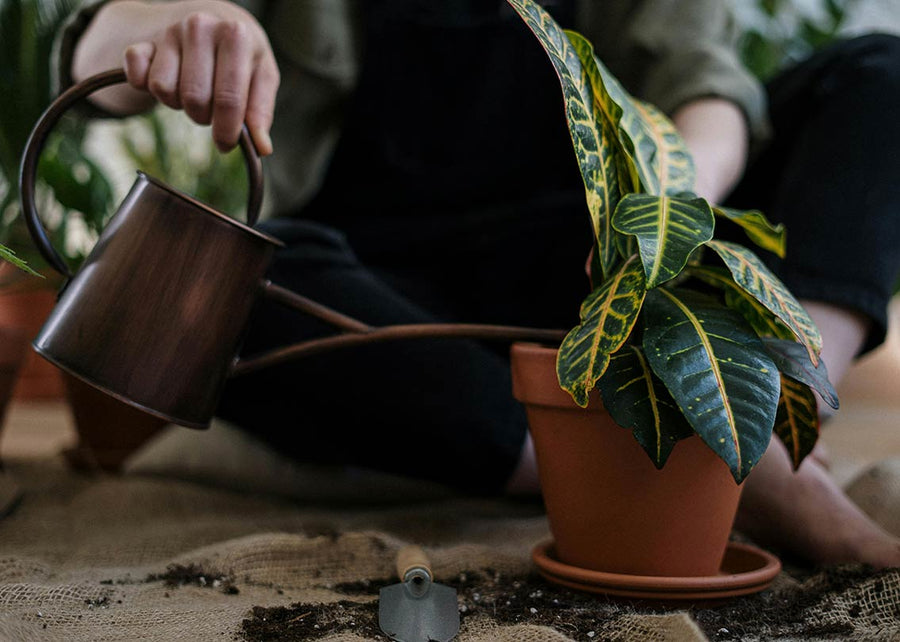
{"left": 301, "top": 0, "right": 585, "bottom": 260}
{"left": 221, "top": 0, "right": 592, "bottom": 494}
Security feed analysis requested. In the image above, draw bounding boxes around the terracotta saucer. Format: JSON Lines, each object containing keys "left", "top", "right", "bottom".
{"left": 532, "top": 540, "right": 781, "bottom": 601}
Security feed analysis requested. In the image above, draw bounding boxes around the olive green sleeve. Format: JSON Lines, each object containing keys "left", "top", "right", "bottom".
{"left": 579, "top": 0, "right": 772, "bottom": 148}
{"left": 51, "top": 0, "right": 265, "bottom": 97}
{"left": 52, "top": 0, "right": 111, "bottom": 98}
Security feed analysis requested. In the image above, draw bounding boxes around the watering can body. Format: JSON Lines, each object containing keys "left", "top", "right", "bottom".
{"left": 33, "top": 173, "right": 280, "bottom": 428}
{"left": 19, "top": 70, "right": 566, "bottom": 430}
{"left": 20, "top": 69, "right": 277, "bottom": 428}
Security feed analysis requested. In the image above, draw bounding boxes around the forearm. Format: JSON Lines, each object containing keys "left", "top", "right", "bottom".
{"left": 671, "top": 98, "right": 749, "bottom": 204}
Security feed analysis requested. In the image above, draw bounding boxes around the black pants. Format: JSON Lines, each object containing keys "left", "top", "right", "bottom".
{"left": 729, "top": 33, "right": 900, "bottom": 353}
{"left": 219, "top": 34, "right": 900, "bottom": 494}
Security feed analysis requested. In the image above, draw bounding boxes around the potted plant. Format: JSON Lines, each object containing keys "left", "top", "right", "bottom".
{"left": 0, "top": 0, "right": 118, "bottom": 403}
{"left": 0, "top": 248, "right": 39, "bottom": 460}
{"left": 505, "top": 0, "right": 838, "bottom": 581}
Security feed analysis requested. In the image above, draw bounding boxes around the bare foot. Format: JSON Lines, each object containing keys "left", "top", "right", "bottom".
{"left": 735, "top": 438, "right": 900, "bottom": 568}
{"left": 809, "top": 440, "right": 831, "bottom": 470}
{"left": 505, "top": 433, "right": 541, "bottom": 495}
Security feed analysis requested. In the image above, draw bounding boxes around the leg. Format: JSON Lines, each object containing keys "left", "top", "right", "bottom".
{"left": 727, "top": 35, "right": 900, "bottom": 566}
{"left": 736, "top": 301, "right": 900, "bottom": 568}
{"left": 218, "top": 219, "right": 531, "bottom": 495}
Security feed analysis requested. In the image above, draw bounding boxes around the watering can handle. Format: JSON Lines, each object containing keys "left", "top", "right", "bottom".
{"left": 18, "top": 68, "right": 265, "bottom": 280}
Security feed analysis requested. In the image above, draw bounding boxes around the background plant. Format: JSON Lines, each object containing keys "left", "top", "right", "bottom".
{"left": 0, "top": 0, "right": 247, "bottom": 282}
{"left": 734, "top": 0, "right": 854, "bottom": 80}
{"left": 508, "top": 0, "right": 838, "bottom": 484}
{"left": 0, "top": 0, "right": 115, "bottom": 279}
{"left": 103, "top": 108, "right": 248, "bottom": 219}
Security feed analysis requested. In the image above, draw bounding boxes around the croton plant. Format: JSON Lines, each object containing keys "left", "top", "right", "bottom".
{"left": 507, "top": 0, "right": 838, "bottom": 483}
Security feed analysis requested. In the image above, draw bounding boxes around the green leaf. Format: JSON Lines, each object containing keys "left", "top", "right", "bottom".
{"left": 642, "top": 288, "right": 781, "bottom": 483}
{"left": 613, "top": 194, "right": 714, "bottom": 288}
{"left": 39, "top": 134, "right": 114, "bottom": 222}
{"left": 0, "top": 244, "right": 41, "bottom": 276}
{"left": 557, "top": 255, "right": 646, "bottom": 407}
{"left": 565, "top": 31, "right": 695, "bottom": 197}
{"left": 689, "top": 265, "right": 795, "bottom": 340}
{"left": 706, "top": 240, "right": 822, "bottom": 365}
{"left": 762, "top": 338, "right": 839, "bottom": 410}
{"left": 598, "top": 345, "right": 694, "bottom": 468}
{"left": 774, "top": 375, "right": 820, "bottom": 470}
{"left": 628, "top": 101, "right": 696, "bottom": 196}
{"left": 714, "top": 206, "right": 786, "bottom": 258}
{"left": 506, "top": 0, "right": 621, "bottom": 279}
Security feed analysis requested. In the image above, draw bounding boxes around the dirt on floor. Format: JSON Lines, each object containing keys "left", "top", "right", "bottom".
{"left": 238, "top": 564, "right": 898, "bottom": 642}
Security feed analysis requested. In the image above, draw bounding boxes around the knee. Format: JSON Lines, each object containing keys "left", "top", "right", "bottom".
{"left": 827, "top": 33, "right": 900, "bottom": 92}
{"left": 261, "top": 219, "right": 359, "bottom": 268}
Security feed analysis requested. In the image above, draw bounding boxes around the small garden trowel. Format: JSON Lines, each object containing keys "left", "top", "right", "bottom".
{"left": 378, "top": 545, "right": 460, "bottom": 642}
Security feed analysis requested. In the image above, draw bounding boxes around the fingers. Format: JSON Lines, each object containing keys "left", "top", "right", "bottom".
{"left": 211, "top": 20, "right": 252, "bottom": 152}
{"left": 123, "top": 41, "right": 155, "bottom": 89}
{"left": 179, "top": 13, "right": 217, "bottom": 125}
{"left": 245, "top": 61, "right": 279, "bottom": 155}
{"left": 146, "top": 23, "right": 183, "bottom": 110}
{"left": 120, "top": 11, "right": 279, "bottom": 155}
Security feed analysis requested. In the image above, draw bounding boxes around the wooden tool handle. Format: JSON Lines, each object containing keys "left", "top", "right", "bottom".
{"left": 396, "top": 545, "right": 432, "bottom": 581}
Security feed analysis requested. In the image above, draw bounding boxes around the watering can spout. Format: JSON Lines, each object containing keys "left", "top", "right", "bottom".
{"left": 21, "top": 70, "right": 567, "bottom": 430}
{"left": 231, "top": 280, "right": 567, "bottom": 378}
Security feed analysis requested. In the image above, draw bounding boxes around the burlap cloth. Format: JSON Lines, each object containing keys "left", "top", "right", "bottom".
{"left": 2, "top": 421, "right": 900, "bottom": 642}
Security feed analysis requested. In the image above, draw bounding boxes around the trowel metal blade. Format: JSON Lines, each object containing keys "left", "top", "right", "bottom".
{"left": 378, "top": 580, "right": 460, "bottom": 642}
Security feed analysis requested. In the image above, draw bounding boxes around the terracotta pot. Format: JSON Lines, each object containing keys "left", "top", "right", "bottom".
{"left": 62, "top": 374, "right": 168, "bottom": 472}
{"left": 0, "top": 276, "right": 65, "bottom": 400}
{"left": 0, "top": 327, "right": 29, "bottom": 435}
{"left": 510, "top": 342, "right": 743, "bottom": 578}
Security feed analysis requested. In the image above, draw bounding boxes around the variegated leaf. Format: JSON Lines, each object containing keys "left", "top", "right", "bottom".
{"left": 597, "top": 345, "right": 694, "bottom": 468}
{"left": 563, "top": 31, "right": 629, "bottom": 132}
{"left": 775, "top": 375, "right": 820, "bottom": 470}
{"left": 630, "top": 101, "right": 695, "bottom": 196}
{"left": 615, "top": 231, "right": 637, "bottom": 261}
{"left": 706, "top": 240, "right": 822, "bottom": 365}
{"left": 642, "top": 288, "right": 781, "bottom": 483}
{"left": 762, "top": 338, "right": 839, "bottom": 410}
{"left": 690, "top": 266, "right": 795, "bottom": 340}
{"left": 613, "top": 194, "right": 714, "bottom": 288}
{"left": 714, "top": 206, "right": 787, "bottom": 258}
{"left": 565, "top": 31, "right": 695, "bottom": 197}
{"left": 564, "top": 31, "right": 638, "bottom": 192}
{"left": 557, "top": 255, "right": 646, "bottom": 407}
{"left": 507, "top": 0, "right": 620, "bottom": 278}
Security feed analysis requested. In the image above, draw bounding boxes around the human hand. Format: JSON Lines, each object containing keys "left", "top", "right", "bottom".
{"left": 123, "top": 2, "right": 279, "bottom": 155}
{"left": 75, "top": 0, "right": 280, "bottom": 155}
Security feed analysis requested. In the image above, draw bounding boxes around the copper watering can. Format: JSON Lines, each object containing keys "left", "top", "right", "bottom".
{"left": 20, "top": 70, "right": 566, "bottom": 429}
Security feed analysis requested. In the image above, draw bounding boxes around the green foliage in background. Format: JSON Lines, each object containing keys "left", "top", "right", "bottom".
{"left": 737, "top": 0, "right": 853, "bottom": 80}
{"left": 0, "top": 0, "right": 114, "bottom": 277}
{"left": 0, "top": 0, "right": 248, "bottom": 280}
{"left": 118, "top": 109, "right": 249, "bottom": 220}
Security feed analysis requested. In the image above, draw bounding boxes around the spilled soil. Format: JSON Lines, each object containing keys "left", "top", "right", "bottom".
{"left": 240, "top": 569, "right": 619, "bottom": 641}
{"left": 239, "top": 564, "right": 898, "bottom": 641}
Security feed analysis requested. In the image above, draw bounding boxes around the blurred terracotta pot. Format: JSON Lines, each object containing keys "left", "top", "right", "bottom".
{"left": 510, "top": 342, "right": 743, "bottom": 578}
{"left": 0, "top": 327, "right": 29, "bottom": 436}
{"left": 62, "top": 374, "right": 168, "bottom": 472}
{"left": 0, "top": 275, "right": 64, "bottom": 400}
